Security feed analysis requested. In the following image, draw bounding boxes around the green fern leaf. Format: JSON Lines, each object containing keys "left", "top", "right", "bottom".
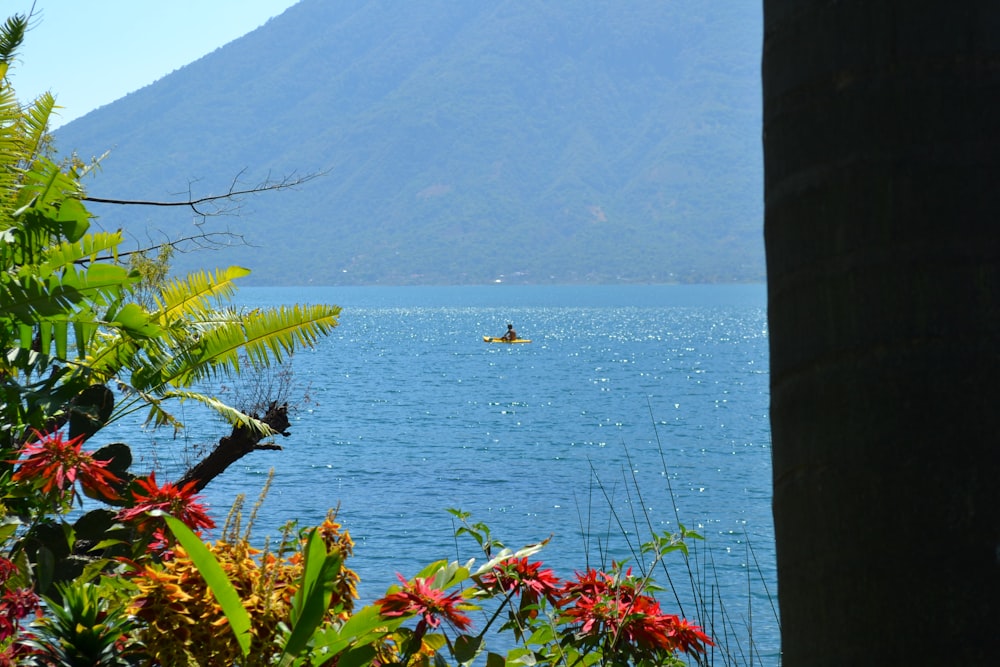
{"left": 161, "top": 390, "right": 274, "bottom": 436}
{"left": 157, "top": 266, "right": 251, "bottom": 323}
{"left": 161, "top": 303, "right": 340, "bottom": 388}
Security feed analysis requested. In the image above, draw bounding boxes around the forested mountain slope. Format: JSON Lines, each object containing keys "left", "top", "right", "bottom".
{"left": 54, "top": 0, "right": 763, "bottom": 285}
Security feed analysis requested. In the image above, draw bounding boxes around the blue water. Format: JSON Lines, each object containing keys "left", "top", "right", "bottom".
{"left": 116, "top": 284, "right": 778, "bottom": 665}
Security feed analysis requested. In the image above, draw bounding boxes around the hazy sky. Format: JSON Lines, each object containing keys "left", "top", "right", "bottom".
{"left": 12, "top": 1, "right": 300, "bottom": 127}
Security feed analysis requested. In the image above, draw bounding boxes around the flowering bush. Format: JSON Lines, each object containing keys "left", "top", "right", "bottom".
{"left": 0, "top": 428, "right": 713, "bottom": 666}
{"left": 125, "top": 512, "right": 358, "bottom": 666}
{"left": 358, "top": 523, "right": 713, "bottom": 667}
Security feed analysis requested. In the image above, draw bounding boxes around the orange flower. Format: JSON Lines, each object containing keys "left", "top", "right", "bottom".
{"left": 10, "top": 429, "right": 120, "bottom": 501}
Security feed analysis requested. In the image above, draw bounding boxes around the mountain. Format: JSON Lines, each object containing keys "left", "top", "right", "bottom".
{"left": 52, "top": 0, "right": 763, "bottom": 286}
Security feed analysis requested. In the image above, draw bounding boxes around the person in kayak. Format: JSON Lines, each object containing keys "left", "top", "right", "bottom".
{"left": 502, "top": 323, "right": 518, "bottom": 341}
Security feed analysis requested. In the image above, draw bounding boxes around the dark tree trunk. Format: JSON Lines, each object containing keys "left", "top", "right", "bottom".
{"left": 176, "top": 402, "right": 290, "bottom": 492}
{"left": 763, "top": 2, "right": 1000, "bottom": 664}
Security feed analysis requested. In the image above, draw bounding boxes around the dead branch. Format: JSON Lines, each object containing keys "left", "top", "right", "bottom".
{"left": 175, "top": 401, "right": 291, "bottom": 493}
{"left": 82, "top": 170, "right": 325, "bottom": 217}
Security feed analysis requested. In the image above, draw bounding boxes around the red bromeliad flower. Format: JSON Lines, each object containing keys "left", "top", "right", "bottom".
{"left": 116, "top": 472, "right": 215, "bottom": 535}
{"left": 477, "top": 557, "right": 561, "bottom": 608}
{"left": 375, "top": 574, "right": 472, "bottom": 631}
{"left": 9, "top": 429, "right": 120, "bottom": 501}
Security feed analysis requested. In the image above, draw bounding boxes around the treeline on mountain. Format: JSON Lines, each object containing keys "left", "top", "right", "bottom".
{"left": 53, "top": 0, "right": 763, "bottom": 286}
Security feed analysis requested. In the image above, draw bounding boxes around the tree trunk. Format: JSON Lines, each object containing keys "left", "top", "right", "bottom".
{"left": 763, "top": 2, "right": 1000, "bottom": 664}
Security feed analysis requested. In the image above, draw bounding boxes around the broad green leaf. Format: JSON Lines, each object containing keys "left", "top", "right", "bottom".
{"left": 340, "top": 604, "right": 399, "bottom": 641}
{"left": 454, "top": 634, "right": 484, "bottom": 664}
{"left": 54, "top": 196, "right": 90, "bottom": 241}
{"left": 52, "top": 320, "right": 67, "bottom": 359}
{"left": 301, "top": 606, "right": 404, "bottom": 662}
{"left": 280, "top": 528, "right": 343, "bottom": 664}
{"left": 339, "top": 644, "right": 378, "bottom": 667}
{"left": 161, "top": 513, "right": 252, "bottom": 657}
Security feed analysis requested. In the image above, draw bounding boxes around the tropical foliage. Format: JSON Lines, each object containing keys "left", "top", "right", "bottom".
{"left": 0, "top": 8, "right": 339, "bottom": 658}
{"left": 0, "top": 11, "right": 714, "bottom": 666}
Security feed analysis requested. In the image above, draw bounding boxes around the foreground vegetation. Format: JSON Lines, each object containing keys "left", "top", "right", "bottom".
{"left": 0, "top": 13, "right": 716, "bottom": 666}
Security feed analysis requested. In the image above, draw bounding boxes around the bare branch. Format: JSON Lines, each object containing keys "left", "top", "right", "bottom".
{"left": 81, "top": 170, "right": 326, "bottom": 216}
{"left": 72, "top": 230, "right": 255, "bottom": 267}
{"left": 75, "top": 169, "right": 325, "bottom": 265}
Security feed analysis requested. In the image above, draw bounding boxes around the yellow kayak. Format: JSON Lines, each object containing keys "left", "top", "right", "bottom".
{"left": 483, "top": 336, "right": 532, "bottom": 344}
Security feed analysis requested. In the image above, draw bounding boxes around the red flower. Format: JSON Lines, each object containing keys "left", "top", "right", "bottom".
{"left": 375, "top": 574, "right": 472, "bottom": 631}
{"left": 116, "top": 472, "right": 215, "bottom": 535}
{"left": 477, "top": 557, "right": 561, "bottom": 608}
{"left": 558, "top": 566, "right": 631, "bottom": 611}
{"left": 666, "top": 616, "right": 715, "bottom": 654}
{"left": 0, "top": 586, "right": 41, "bottom": 642}
{"left": 0, "top": 558, "right": 15, "bottom": 586}
{"left": 10, "top": 429, "right": 120, "bottom": 501}
{"left": 558, "top": 565, "right": 713, "bottom": 656}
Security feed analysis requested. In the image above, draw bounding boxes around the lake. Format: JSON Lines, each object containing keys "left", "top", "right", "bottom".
{"left": 117, "top": 284, "right": 778, "bottom": 665}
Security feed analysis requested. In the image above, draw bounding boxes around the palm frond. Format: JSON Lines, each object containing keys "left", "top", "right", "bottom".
{"left": 160, "top": 389, "right": 275, "bottom": 436}
{"left": 0, "top": 84, "right": 26, "bottom": 209}
{"left": 39, "top": 231, "right": 125, "bottom": 276}
{"left": 0, "top": 14, "right": 27, "bottom": 65}
{"left": 147, "top": 303, "right": 341, "bottom": 390}
{"left": 140, "top": 396, "right": 185, "bottom": 432}
{"left": 156, "top": 266, "right": 251, "bottom": 323}
{"left": 18, "top": 91, "right": 56, "bottom": 165}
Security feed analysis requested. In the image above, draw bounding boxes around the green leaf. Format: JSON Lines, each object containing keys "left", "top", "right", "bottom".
{"left": 339, "top": 644, "right": 378, "bottom": 667}
{"left": 280, "top": 528, "right": 343, "bottom": 664}
{"left": 53, "top": 196, "right": 90, "bottom": 242}
{"left": 68, "top": 384, "right": 115, "bottom": 440}
{"left": 162, "top": 303, "right": 340, "bottom": 387}
{"left": 527, "top": 624, "right": 555, "bottom": 645}
{"left": 340, "top": 604, "right": 399, "bottom": 641}
{"left": 110, "top": 302, "right": 162, "bottom": 339}
{"left": 161, "top": 513, "right": 252, "bottom": 657}
{"left": 158, "top": 265, "right": 251, "bottom": 321}
{"left": 454, "top": 634, "right": 483, "bottom": 664}
{"left": 0, "top": 519, "right": 20, "bottom": 543}
{"left": 159, "top": 389, "right": 274, "bottom": 436}
{"left": 72, "top": 509, "right": 117, "bottom": 542}
{"left": 35, "top": 544, "right": 55, "bottom": 593}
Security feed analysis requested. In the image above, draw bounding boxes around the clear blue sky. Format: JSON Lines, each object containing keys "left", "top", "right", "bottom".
{"left": 12, "top": 1, "right": 300, "bottom": 127}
